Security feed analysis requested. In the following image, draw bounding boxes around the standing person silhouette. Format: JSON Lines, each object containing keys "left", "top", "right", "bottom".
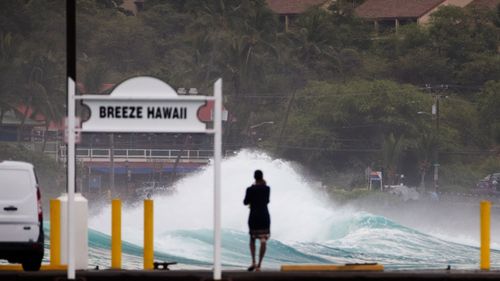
{"left": 243, "top": 170, "right": 270, "bottom": 272}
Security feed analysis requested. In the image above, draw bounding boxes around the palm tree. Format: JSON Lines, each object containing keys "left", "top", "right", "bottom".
{"left": 415, "top": 131, "right": 437, "bottom": 190}
{"left": 186, "top": 0, "right": 278, "bottom": 93}
{"left": 15, "top": 52, "right": 65, "bottom": 151}
{"left": 288, "top": 8, "right": 332, "bottom": 66}
{"left": 0, "top": 32, "right": 25, "bottom": 126}
{"left": 381, "top": 133, "right": 405, "bottom": 185}
{"left": 32, "top": 54, "right": 65, "bottom": 152}
{"left": 183, "top": 1, "right": 279, "bottom": 146}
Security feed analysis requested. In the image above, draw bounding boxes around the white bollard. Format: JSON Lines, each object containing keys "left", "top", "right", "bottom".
{"left": 58, "top": 193, "right": 88, "bottom": 269}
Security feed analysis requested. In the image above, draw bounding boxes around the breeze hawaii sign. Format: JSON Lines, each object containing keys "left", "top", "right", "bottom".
{"left": 80, "top": 76, "right": 211, "bottom": 133}
{"left": 66, "top": 76, "right": 224, "bottom": 280}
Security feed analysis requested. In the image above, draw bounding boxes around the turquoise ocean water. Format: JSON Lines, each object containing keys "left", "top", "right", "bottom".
{"left": 43, "top": 150, "right": 500, "bottom": 270}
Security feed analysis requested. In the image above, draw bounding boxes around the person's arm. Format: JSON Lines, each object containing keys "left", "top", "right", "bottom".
{"left": 243, "top": 188, "right": 251, "bottom": 205}
{"left": 266, "top": 186, "right": 270, "bottom": 204}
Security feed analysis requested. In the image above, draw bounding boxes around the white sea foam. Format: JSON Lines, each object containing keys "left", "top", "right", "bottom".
{"left": 89, "top": 150, "right": 341, "bottom": 242}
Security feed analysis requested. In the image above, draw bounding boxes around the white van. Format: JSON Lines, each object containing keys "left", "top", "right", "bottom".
{"left": 0, "top": 161, "right": 44, "bottom": 271}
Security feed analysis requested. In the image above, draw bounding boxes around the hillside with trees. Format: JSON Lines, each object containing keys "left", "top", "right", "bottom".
{"left": 0, "top": 0, "right": 499, "bottom": 191}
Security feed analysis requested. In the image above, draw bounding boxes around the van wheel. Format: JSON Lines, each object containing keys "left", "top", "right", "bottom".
{"left": 22, "top": 259, "right": 42, "bottom": 271}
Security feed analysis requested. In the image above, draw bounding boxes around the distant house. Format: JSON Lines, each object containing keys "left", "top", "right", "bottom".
{"left": 0, "top": 108, "right": 43, "bottom": 142}
{"left": 355, "top": 0, "right": 478, "bottom": 32}
{"left": 266, "top": 0, "right": 333, "bottom": 32}
{"left": 14, "top": 104, "right": 64, "bottom": 131}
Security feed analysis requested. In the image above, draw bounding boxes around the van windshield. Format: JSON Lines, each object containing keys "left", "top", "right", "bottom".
{"left": 0, "top": 169, "right": 32, "bottom": 200}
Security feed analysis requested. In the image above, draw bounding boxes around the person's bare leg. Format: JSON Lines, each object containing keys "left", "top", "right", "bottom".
{"left": 256, "top": 238, "right": 267, "bottom": 271}
{"left": 248, "top": 237, "right": 256, "bottom": 271}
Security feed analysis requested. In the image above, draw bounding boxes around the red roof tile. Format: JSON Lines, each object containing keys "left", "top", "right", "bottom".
{"left": 355, "top": 0, "right": 446, "bottom": 19}
{"left": 15, "top": 104, "right": 64, "bottom": 130}
{"left": 266, "top": 0, "right": 329, "bottom": 14}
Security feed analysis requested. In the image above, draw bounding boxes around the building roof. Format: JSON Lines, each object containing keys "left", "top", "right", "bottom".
{"left": 468, "top": 0, "right": 500, "bottom": 9}
{"left": 1, "top": 108, "right": 43, "bottom": 126}
{"left": 266, "top": 0, "right": 329, "bottom": 14}
{"left": 355, "top": 0, "right": 446, "bottom": 19}
{"left": 14, "top": 105, "right": 63, "bottom": 130}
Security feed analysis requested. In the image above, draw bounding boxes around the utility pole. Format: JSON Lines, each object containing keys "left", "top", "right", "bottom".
{"left": 276, "top": 91, "right": 296, "bottom": 152}
{"left": 433, "top": 94, "right": 440, "bottom": 192}
{"left": 427, "top": 84, "right": 447, "bottom": 192}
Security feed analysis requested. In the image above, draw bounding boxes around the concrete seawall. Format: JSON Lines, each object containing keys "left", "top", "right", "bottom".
{"left": 2, "top": 270, "right": 500, "bottom": 281}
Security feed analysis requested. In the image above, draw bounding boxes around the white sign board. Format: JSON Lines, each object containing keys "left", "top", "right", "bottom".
{"left": 82, "top": 99, "right": 207, "bottom": 132}
{"left": 80, "top": 77, "right": 211, "bottom": 133}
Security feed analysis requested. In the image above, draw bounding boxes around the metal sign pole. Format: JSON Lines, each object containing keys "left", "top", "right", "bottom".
{"left": 66, "top": 0, "right": 76, "bottom": 279}
{"left": 213, "top": 79, "right": 222, "bottom": 280}
{"left": 67, "top": 79, "right": 76, "bottom": 279}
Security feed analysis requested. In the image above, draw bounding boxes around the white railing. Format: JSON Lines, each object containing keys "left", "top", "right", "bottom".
{"left": 59, "top": 147, "right": 214, "bottom": 161}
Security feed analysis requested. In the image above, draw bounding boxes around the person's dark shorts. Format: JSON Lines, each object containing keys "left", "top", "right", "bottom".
{"left": 250, "top": 229, "right": 270, "bottom": 240}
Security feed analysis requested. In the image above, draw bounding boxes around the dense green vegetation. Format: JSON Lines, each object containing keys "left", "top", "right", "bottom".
{"left": 0, "top": 0, "right": 499, "bottom": 191}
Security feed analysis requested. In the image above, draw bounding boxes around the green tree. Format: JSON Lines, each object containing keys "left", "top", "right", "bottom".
{"left": 455, "top": 54, "right": 500, "bottom": 86}
{"left": 328, "top": 0, "right": 371, "bottom": 50}
{"left": 0, "top": 33, "right": 22, "bottom": 122}
{"left": 429, "top": 5, "right": 499, "bottom": 63}
{"left": 275, "top": 80, "right": 433, "bottom": 173}
{"left": 393, "top": 47, "right": 452, "bottom": 85}
{"left": 381, "top": 133, "right": 405, "bottom": 185}
{"left": 292, "top": 8, "right": 332, "bottom": 62}
{"left": 0, "top": 1, "right": 64, "bottom": 144}
{"left": 478, "top": 81, "right": 500, "bottom": 145}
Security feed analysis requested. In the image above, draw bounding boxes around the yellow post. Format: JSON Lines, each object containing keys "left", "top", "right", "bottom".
{"left": 111, "top": 199, "right": 122, "bottom": 269}
{"left": 144, "top": 199, "right": 154, "bottom": 270}
{"left": 480, "top": 200, "right": 491, "bottom": 270}
{"left": 50, "top": 199, "right": 61, "bottom": 266}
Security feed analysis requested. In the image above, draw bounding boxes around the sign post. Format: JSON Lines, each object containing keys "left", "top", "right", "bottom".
{"left": 213, "top": 79, "right": 222, "bottom": 280}
{"left": 66, "top": 1, "right": 76, "bottom": 279}
{"left": 67, "top": 78, "right": 76, "bottom": 279}
{"left": 67, "top": 76, "right": 223, "bottom": 279}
